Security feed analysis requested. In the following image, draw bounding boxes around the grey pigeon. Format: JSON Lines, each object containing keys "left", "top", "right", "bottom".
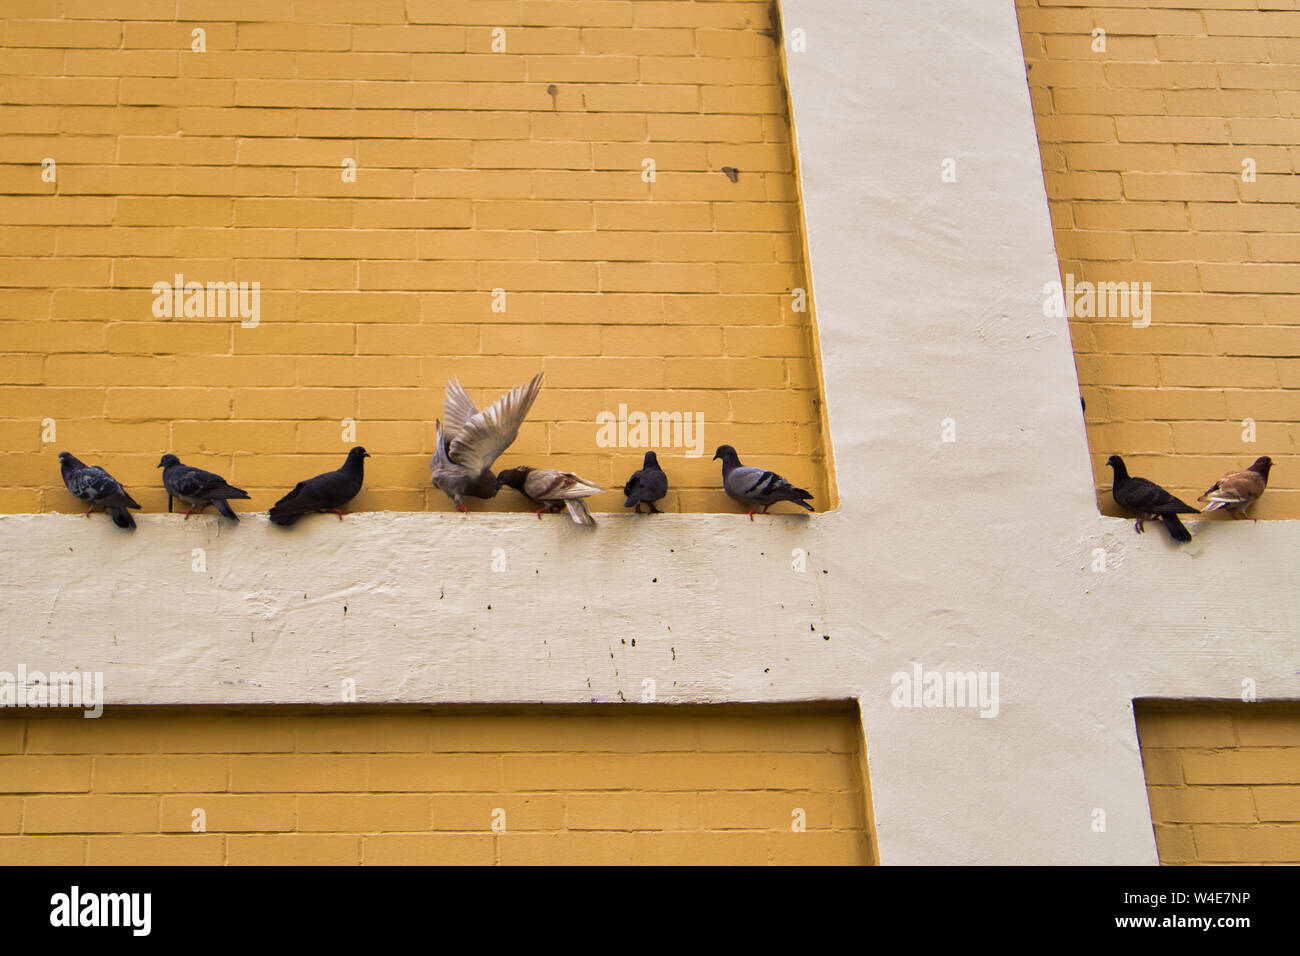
{"left": 1106, "top": 455, "right": 1197, "bottom": 543}
{"left": 158, "top": 454, "right": 250, "bottom": 521}
{"left": 1199, "top": 455, "right": 1272, "bottom": 519}
{"left": 432, "top": 373, "right": 543, "bottom": 512}
{"left": 713, "top": 444, "right": 813, "bottom": 520}
{"left": 58, "top": 451, "right": 141, "bottom": 530}
{"left": 623, "top": 451, "right": 668, "bottom": 514}
{"left": 269, "top": 447, "right": 369, "bottom": 526}
{"left": 498, "top": 466, "right": 604, "bottom": 526}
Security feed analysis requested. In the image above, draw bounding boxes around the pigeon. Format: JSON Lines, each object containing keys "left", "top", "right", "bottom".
{"left": 713, "top": 444, "right": 813, "bottom": 520}
{"left": 1198, "top": 455, "right": 1272, "bottom": 519}
{"left": 158, "top": 454, "right": 250, "bottom": 521}
{"left": 498, "top": 466, "right": 604, "bottom": 526}
{"left": 269, "top": 447, "right": 369, "bottom": 526}
{"left": 58, "top": 452, "right": 141, "bottom": 530}
{"left": 1105, "top": 454, "right": 1198, "bottom": 543}
{"left": 622, "top": 451, "right": 669, "bottom": 514}
{"left": 432, "top": 373, "right": 543, "bottom": 513}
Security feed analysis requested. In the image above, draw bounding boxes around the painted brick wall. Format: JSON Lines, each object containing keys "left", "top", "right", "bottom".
{"left": 1017, "top": 1, "right": 1299, "bottom": 519}
{"left": 1135, "top": 701, "right": 1300, "bottom": 864}
{"left": 0, "top": 0, "right": 828, "bottom": 517}
{"left": 0, "top": 708, "right": 873, "bottom": 865}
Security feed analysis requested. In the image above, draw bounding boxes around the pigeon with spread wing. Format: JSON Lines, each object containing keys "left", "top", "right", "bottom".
{"left": 432, "top": 373, "right": 543, "bottom": 513}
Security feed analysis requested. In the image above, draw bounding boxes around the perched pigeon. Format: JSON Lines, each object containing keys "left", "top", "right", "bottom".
{"left": 158, "top": 454, "right": 250, "bottom": 521}
{"left": 713, "top": 444, "right": 813, "bottom": 520}
{"left": 623, "top": 451, "right": 669, "bottom": 514}
{"left": 498, "top": 466, "right": 604, "bottom": 526}
{"left": 58, "top": 452, "right": 141, "bottom": 530}
{"left": 1199, "top": 455, "right": 1272, "bottom": 519}
{"left": 1106, "top": 455, "right": 1198, "bottom": 543}
{"left": 269, "top": 447, "right": 369, "bottom": 526}
{"left": 432, "top": 373, "right": 543, "bottom": 513}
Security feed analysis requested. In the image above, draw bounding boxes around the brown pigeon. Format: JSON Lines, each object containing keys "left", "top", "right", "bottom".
{"left": 1198, "top": 456, "right": 1272, "bottom": 519}
{"left": 498, "top": 466, "right": 604, "bottom": 526}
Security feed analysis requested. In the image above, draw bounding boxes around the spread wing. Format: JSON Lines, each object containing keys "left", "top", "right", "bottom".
{"left": 441, "top": 377, "right": 480, "bottom": 442}
{"left": 448, "top": 373, "right": 543, "bottom": 476}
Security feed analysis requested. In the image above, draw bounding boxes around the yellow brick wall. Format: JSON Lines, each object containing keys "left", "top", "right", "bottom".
{"left": 1018, "top": 2, "right": 1299, "bottom": 519}
{"left": 0, "top": 0, "right": 829, "bottom": 517}
{"left": 1135, "top": 701, "right": 1300, "bottom": 864}
{"left": 0, "top": 706, "right": 874, "bottom": 865}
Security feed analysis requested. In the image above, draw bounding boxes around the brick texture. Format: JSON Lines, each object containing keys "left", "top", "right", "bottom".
{"left": 1018, "top": 2, "right": 1300, "bottom": 519}
{"left": 0, "top": 708, "right": 874, "bottom": 865}
{"left": 1135, "top": 701, "right": 1300, "bottom": 865}
{"left": 0, "top": 1, "right": 828, "bottom": 517}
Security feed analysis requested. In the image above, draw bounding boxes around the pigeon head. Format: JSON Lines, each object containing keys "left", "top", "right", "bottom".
{"left": 1249, "top": 456, "right": 1273, "bottom": 481}
{"left": 1105, "top": 455, "right": 1127, "bottom": 478}
{"left": 713, "top": 445, "right": 739, "bottom": 464}
{"left": 57, "top": 451, "right": 84, "bottom": 473}
{"left": 496, "top": 466, "right": 531, "bottom": 491}
{"left": 468, "top": 469, "right": 501, "bottom": 499}
{"left": 158, "top": 454, "right": 180, "bottom": 469}
{"left": 643, "top": 450, "right": 660, "bottom": 468}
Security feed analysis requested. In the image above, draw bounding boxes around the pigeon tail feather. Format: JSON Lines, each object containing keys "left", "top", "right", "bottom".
{"left": 564, "top": 499, "right": 596, "bottom": 526}
{"left": 1160, "top": 513, "right": 1193, "bottom": 543}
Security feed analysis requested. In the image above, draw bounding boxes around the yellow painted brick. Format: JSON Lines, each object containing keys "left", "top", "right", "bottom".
{"left": 6, "top": 20, "right": 122, "bottom": 47}
{"left": 0, "top": 756, "right": 91, "bottom": 793}
{"left": 1255, "top": 787, "right": 1300, "bottom": 822}
{"left": 0, "top": 836, "right": 86, "bottom": 864}
{"left": 227, "top": 833, "right": 359, "bottom": 865}
{"left": 298, "top": 795, "right": 434, "bottom": 832}
{"left": 476, "top": 200, "right": 593, "bottom": 230}
{"left": 366, "top": 754, "right": 505, "bottom": 792}
{"left": 1151, "top": 824, "right": 1197, "bottom": 864}
{"left": 595, "top": 201, "right": 712, "bottom": 232}
{"left": 767, "top": 831, "right": 870, "bottom": 866}
{"left": 1146, "top": 786, "right": 1258, "bottom": 824}
{"left": 633, "top": 830, "right": 772, "bottom": 865}
{"left": 1183, "top": 748, "right": 1300, "bottom": 786}
{"left": 24, "top": 795, "right": 158, "bottom": 833}
{"left": 1193, "top": 824, "right": 1300, "bottom": 863}
{"left": 94, "top": 756, "right": 229, "bottom": 793}
{"left": 87, "top": 833, "right": 223, "bottom": 864}
{"left": 701, "top": 791, "right": 835, "bottom": 831}
{"left": 362, "top": 832, "right": 495, "bottom": 864}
